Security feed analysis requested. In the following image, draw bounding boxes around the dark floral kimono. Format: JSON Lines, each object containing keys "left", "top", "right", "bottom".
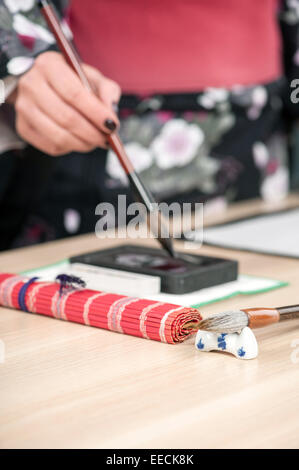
{"left": 0, "top": 0, "right": 299, "bottom": 250}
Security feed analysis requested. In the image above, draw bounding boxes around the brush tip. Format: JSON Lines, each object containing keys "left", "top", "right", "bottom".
{"left": 160, "top": 237, "right": 176, "bottom": 258}
{"left": 197, "top": 310, "right": 249, "bottom": 333}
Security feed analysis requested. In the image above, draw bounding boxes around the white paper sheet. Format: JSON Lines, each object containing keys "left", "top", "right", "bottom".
{"left": 190, "top": 208, "right": 299, "bottom": 258}
{"left": 23, "top": 261, "right": 160, "bottom": 296}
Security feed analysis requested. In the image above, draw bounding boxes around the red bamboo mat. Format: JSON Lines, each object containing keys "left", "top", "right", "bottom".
{"left": 0, "top": 273, "right": 201, "bottom": 344}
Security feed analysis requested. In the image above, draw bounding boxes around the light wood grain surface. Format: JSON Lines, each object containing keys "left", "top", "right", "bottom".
{"left": 0, "top": 195, "right": 299, "bottom": 449}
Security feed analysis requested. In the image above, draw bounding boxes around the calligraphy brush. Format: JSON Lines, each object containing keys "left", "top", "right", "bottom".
{"left": 38, "top": 0, "right": 176, "bottom": 258}
{"left": 185, "top": 304, "right": 299, "bottom": 333}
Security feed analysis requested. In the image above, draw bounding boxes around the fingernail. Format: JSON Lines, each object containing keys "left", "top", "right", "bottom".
{"left": 104, "top": 119, "right": 117, "bottom": 131}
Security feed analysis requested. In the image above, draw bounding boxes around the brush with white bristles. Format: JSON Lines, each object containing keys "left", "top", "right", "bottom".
{"left": 185, "top": 304, "right": 299, "bottom": 333}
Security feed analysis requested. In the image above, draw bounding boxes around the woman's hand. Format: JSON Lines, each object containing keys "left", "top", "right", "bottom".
{"left": 11, "top": 51, "right": 121, "bottom": 156}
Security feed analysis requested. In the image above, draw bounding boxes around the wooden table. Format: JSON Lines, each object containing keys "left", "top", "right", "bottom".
{"left": 0, "top": 195, "right": 299, "bottom": 449}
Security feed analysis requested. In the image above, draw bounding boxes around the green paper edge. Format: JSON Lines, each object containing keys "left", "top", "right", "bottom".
{"left": 190, "top": 280, "right": 288, "bottom": 308}
{"left": 20, "top": 259, "right": 70, "bottom": 275}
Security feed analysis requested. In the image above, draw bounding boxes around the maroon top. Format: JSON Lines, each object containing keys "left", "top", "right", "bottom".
{"left": 69, "top": 0, "right": 282, "bottom": 94}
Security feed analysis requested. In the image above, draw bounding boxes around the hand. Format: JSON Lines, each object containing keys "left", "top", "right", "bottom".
{"left": 12, "top": 51, "right": 121, "bottom": 156}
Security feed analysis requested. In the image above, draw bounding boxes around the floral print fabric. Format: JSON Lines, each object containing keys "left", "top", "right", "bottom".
{"left": 0, "top": 0, "right": 62, "bottom": 78}
{"left": 0, "top": 0, "right": 299, "bottom": 250}
{"left": 106, "top": 82, "right": 289, "bottom": 203}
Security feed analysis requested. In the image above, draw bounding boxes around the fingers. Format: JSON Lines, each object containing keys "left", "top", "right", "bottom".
{"left": 20, "top": 75, "right": 106, "bottom": 148}
{"left": 16, "top": 117, "right": 60, "bottom": 157}
{"left": 16, "top": 97, "right": 105, "bottom": 156}
{"left": 14, "top": 51, "right": 120, "bottom": 156}
{"left": 83, "top": 64, "right": 121, "bottom": 110}
{"left": 37, "top": 53, "right": 120, "bottom": 134}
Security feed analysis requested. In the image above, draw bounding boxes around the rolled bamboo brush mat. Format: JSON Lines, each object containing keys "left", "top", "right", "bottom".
{"left": 0, "top": 273, "right": 202, "bottom": 344}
